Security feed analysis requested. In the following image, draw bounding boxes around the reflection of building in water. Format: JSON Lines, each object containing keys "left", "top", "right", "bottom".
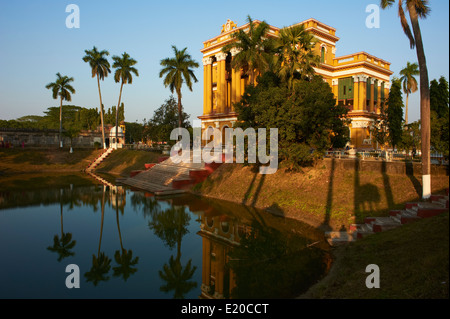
{"left": 198, "top": 213, "right": 251, "bottom": 299}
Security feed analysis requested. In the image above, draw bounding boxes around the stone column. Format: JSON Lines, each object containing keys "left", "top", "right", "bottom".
{"left": 216, "top": 52, "right": 227, "bottom": 114}
{"left": 359, "top": 75, "right": 368, "bottom": 111}
{"left": 230, "top": 48, "right": 240, "bottom": 111}
{"left": 332, "top": 79, "right": 338, "bottom": 103}
{"left": 370, "top": 78, "right": 375, "bottom": 113}
{"left": 377, "top": 81, "right": 382, "bottom": 113}
{"left": 352, "top": 75, "right": 359, "bottom": 111}
{"left": 203, "top": 57, "right": 213, "bottom": 114}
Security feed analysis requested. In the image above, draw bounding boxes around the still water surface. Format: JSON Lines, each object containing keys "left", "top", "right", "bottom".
{"left": 0, "top": 173, "right": 329, "bottom": 299}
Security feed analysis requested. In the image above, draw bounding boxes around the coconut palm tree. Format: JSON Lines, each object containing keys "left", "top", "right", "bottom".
{"left": 84, "top": 186, "right": 111, "bottom": 286}
{"left": 159, "top": 255, "right": 197, "bottom": 299}
{"left": 159, "top": 46, "right": 199, "bottom": 128}
{"left": 45, "top": 73, "right": 75, "bottom": 148}
{"left": 274, "top": 24, "right": 320, "bottom": 90}
{"left": 47, "top": 192, "right": 76, "bottom": 261}
{"left": 82, "top": 46, "right": 111, "bottom": 149}
{"left": 112, "top": 52, "right": 139, "bottom": 148}
{"left": 113, "top": 195, "right": 139, "bottom": 281}
{"left": 380, "top": 0, "right": 431, "bottom": 199}
{"left": 399, "top": 62, "right": 420, "bottom": 124}
{"left": 222, "top": 15, "right": 274, "bottom": 86}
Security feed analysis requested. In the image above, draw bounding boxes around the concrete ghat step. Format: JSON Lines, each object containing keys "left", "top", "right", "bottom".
{"left": 416, "top": 202, "right": 448, "bottom": 218}
{"left": 325, "top": 232, "right": 357, "bottom": 246}
{"left": 399, "top": 209, "right": 421, "bottom": 224}
{"left": 370, "top": 217, "right": 401, "bottom": 232}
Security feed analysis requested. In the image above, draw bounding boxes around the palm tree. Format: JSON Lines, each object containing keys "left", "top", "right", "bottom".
{"left": 83, "top": 46, "right": 111, "bottom": 149}
{"left": 222, "top": 15, "right": 274, "bottom": 86}
{"left": 159, "top": 255, "right": 197, "bottom": 298}
{"left": 159, "top": 46, "right": 199, "bottom": 128}
{"left": 381, "top": 0, "right": 431, "bottom": 199}
{"left": 112, "top": 195, "right": 139, "bottom": 281}
{"left": 45, "top": 73, "right": 75, "bottom": 148}
{"left": 399, "top": 62, "right": 420, "bottom": 124}
{"left": 112, "top": 52, "right": 139, "bottom": 148}
{"left": 274, "top": 24, "right": 320, "bottom": 90}
{"left": 47, "top": 193, "right": 76, "bottom": 261}
{"left": 84, "top": 186, "right": 111, "bottom": 285}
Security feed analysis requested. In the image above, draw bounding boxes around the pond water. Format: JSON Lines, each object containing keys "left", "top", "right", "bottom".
{"left": 0, "top": 173, "right": 330, "bottom": 299}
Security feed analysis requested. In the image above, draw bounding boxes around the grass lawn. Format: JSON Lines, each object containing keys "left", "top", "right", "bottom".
{"left": 94, "top": 149, "right": 161, "bottom": 177}
{"left": 301, "top": 212, "right": 449, "bottom": 299}
{"left": 0, "top": 147, "right": 103, "bottom": 174}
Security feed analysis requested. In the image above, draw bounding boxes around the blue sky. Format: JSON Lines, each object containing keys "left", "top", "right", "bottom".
{"left": 0, "top": 0, "right": 448, "bottom": 124}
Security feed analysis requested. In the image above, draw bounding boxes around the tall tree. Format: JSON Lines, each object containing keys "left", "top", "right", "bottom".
{"left": 274, "top": 24, "right": 320, "bottom": 90}
{"left": 399, "top": 62, "right": 419, "bottom": 124}
{"left": 430, "top": 76, "right": 449, "bottom": 118}
{"left": 222, "top": 15, "right": 274, "bottom": 86}
{"left": 159, "top": 46, "right": 199, "bottom": 128}
{"left": 386, "top": 78, "right": 405, "bottom": 149}
{"left": 381, "top": 0, "right": 431, "bottom": 198}
{"left": 112, "top": 52, "right": 139, "bottom": 148}
{"left": 430, "top": 77, "right": 449, "bottom": 158}
{"left": 83, "top": 46, "right": 111, "bottom": 149}
{"left": 45, "top": 73, "right": 75, "bottom": 148}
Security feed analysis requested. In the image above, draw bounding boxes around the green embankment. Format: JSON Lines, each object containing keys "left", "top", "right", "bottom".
{"left": 0, "top": 147, "right": 103, "bottom": 174}
{"left": 301, "top": 212, "right": 449, "bottom": 299}
{"left": 192, "top": 162, "right": 449, "bottom": 230}
{"left": 94, "top": 149, "right": 161, "bottom": 177}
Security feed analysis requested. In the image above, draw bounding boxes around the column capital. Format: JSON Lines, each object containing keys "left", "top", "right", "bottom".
{"left": 230, "top": 48, "right": 241, "bottom": 56}
{"left": 202, "top": 57, "right": 213, "bottom": 66}
{"left": 215, "top": 52, "right": 227, "bottom": 61}
{"left": 332, "top": 79, "right": 338, "bottom": 86}
{"left": 358, "top": 74, "right": 369, "bottom": 82}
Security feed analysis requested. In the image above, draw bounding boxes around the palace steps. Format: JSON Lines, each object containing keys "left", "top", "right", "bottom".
{"left": 119, "top": 152, "right": 223, "bottom": 196}
{"left": 326, "top": 188, "right": 449, "bottom": 246}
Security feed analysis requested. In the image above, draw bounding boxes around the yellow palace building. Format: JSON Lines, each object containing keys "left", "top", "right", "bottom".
{"left": 198, "top": 18, "right": 394, "bottom": 149}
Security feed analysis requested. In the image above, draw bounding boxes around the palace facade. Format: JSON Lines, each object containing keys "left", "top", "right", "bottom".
{"left": 198, "top": 18, "right": 394, "bottom": 149}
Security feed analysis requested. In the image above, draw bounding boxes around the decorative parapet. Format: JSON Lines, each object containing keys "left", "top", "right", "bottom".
{"left": 333, "top": 52, "right": 391, "bottom": 71}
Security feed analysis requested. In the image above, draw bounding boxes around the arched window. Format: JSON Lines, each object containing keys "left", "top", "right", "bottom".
{"left": 321, "top": 46, "right": 326, "bottom": 63}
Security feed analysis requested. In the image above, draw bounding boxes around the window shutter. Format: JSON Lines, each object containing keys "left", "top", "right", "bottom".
{"left": 374, "top": 79, "right": 378, "bottom": 101}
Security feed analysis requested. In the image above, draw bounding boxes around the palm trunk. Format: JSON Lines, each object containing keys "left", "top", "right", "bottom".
{"left": 405, "top": 93, "right": 409, "bottom": 125}
{"left": 408, "top": 4, "right": 431, "bottom": 199}
{"left": 116, "top": 196, "right": 124, "bottom": 251}
{"left": 60, "top": 199, "right": 64, "bottom": 236}
{"left": 97, "top": 75, "right": 106, "bottom": 149}
{"left": 59, "top": 97, "right": 63, "bottom": 148}
{"left": 98, "top": 186, "right": 106, "bottom": 256}
{"left": 176, "top": 89, "right": 182, "bottom": 129}
{"left": 115, "top": 81, "right": 124, "bottom": 149}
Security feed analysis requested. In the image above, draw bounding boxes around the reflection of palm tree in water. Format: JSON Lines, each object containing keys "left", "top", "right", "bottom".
{"left": 148, "top": 206, "right": 197, "bottom": 298}
{"left": 85, "top": 186, "right": 111, "bottom": 286}
{"left": 113, "top": 194, "right": 139, "bottom": 281}
{"left": 47, "top": 189, "right": 76, "bottom": 262}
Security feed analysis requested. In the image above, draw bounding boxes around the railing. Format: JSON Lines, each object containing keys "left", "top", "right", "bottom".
{"left": 324, "top": 150, "right": 448, "bottom": 164}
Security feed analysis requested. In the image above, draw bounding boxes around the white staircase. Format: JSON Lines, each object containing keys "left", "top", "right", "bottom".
{"left": 120, "top": 153, "right": 206, "bottom": 195}
{"left": 85, "top": 148, "right": 114, "bottom": 172}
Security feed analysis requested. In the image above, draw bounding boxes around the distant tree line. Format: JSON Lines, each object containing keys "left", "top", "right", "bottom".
{"left": 0, "top": 104, "right": 124, "bottom": 132}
